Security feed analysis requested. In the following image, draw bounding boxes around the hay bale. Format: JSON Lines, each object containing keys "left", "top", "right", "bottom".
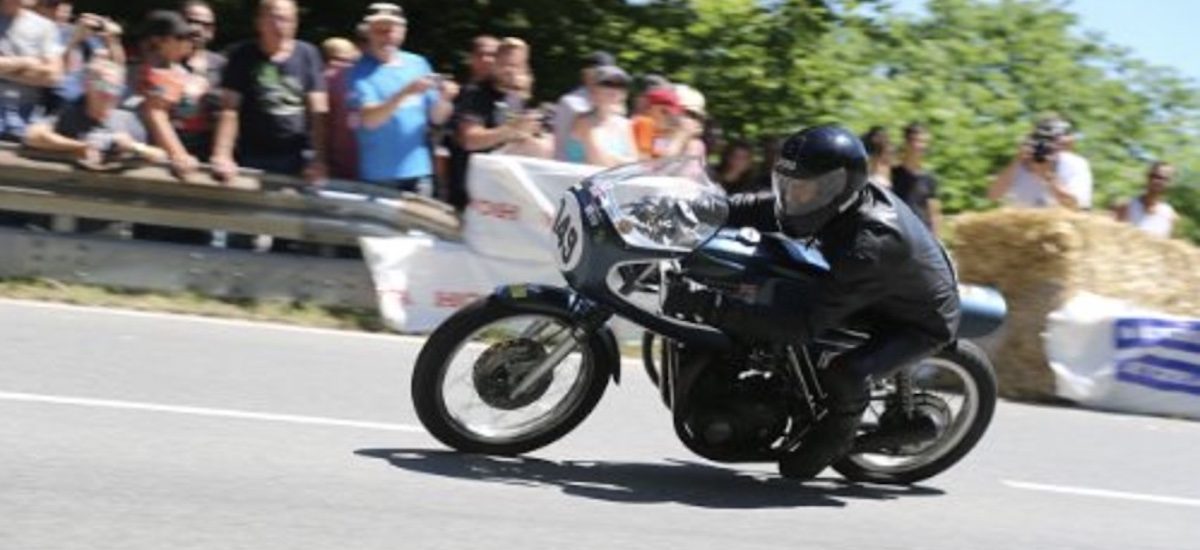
{"left": 950, "top": 208, "right": 1200, "bottom": 400}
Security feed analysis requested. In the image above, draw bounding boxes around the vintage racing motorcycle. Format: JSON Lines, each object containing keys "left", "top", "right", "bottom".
{"left": 411, "top": 158, "right": 1006, "bottom": 484}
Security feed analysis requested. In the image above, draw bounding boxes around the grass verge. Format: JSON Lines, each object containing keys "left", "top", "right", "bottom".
{"left": 0, "top": 277, "right": 387, "bottom": 332}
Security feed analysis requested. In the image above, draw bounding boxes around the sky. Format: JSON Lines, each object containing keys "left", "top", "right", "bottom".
{"left": 891, "top": 0, "right": 1200, "bottom": 84}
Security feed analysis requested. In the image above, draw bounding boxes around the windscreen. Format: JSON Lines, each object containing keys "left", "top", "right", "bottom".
{"left": 586, "top": 157, "right": 729, "bottom": 253}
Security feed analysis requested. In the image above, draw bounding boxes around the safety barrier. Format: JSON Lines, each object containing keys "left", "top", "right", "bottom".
{"left": 0, "top": 144, "right": 461, "bottom": 307}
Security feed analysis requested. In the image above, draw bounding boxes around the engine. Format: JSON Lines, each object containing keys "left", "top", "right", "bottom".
{"left": 671, "top": 347, "right": 800, "bottom": 462}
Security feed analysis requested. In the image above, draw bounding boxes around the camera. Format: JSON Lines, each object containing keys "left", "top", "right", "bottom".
{"left": 79, "top": 14, "right": 108, "bottom": 33}
{"left": 537, "top": 103, "right": 556, "bottom": 133}
{"left": 1028, "top": 127, "right": 1059, "bottom": 163}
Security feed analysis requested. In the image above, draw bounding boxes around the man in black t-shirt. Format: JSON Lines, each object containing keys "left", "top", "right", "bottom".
{"left": 891, "top": 122, "right": 941, "bottom": 233}
{"left": 445, "top": 41, "right": 540, "bottom": 211}
{"left": 209, "top": 0, "right": 326, "bottom": 181}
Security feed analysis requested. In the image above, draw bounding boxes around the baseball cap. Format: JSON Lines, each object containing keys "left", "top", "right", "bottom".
{"left": 594, "top": 65, "right": 630, "bottom": 86}
{"left": 363, "top": 2, "right": 406, "bottom": 25}
{"left": 582, "top": 50, "right": 616, "bottom": 69}
{"left": 142, "top": 10, "right": 194, "bottom": 39}
{"left": 642, "top": 73, "right": 671, "bottom": 90}
{"left": 643, "top": 87, "right": 682, "bottom": 114}
{"left": 675, "top": 84, "right": 706, "bottom": 117}
{"left": 1035, "top": 116, "right": 1072, "bottom": 137}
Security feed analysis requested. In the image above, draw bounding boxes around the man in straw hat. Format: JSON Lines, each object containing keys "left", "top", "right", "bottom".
{"left": 348, "top": 3, "right": 457, "bottom": 195}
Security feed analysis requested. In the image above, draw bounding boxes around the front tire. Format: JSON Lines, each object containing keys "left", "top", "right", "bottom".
{"left": 832, "top": 340, "right": 997, "bottom": 485}
{"left": 411, "top": 297, "right": 611, "bottom": 456}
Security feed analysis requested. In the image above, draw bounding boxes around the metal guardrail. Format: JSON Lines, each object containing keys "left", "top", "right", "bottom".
{"left": 0, "top": 144, "right": 462, "bottom": 244}
{"left": 0, "top": 144, "right": 463, "bottom": 308}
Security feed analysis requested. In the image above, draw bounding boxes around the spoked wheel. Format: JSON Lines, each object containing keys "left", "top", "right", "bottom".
{"left": 411, "top": 299, "right": 610, "bottom": 455}
{"left": 832, "top": 340, "right": 997, "bottom": 484}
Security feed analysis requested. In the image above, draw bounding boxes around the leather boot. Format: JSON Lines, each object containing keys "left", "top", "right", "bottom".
{"left": 779, "top": 366, "right": 870, "bottom": 480}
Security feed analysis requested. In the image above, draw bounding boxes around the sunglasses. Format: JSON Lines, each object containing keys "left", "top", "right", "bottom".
{"left": 187, "top": 18, "right": 215, "bottom": 29}
{"left": 598, "top": 81, "right": 628, "bottom": 89}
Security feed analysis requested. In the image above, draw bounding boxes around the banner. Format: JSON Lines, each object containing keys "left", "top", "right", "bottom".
{"left": 460, "top": 155, "right": 602, "bottom": 264}
{"left": 361, "top": 235, "right": 564, "bottom": 333}
{"left": 1113, "top": 318, "right": 1200, "bottom": 397}
{"left": 361, "top": 155, "right": 605, "bottom": 334}
{"left": 1045, "top": 292, "right": 1200, "bottom": 419}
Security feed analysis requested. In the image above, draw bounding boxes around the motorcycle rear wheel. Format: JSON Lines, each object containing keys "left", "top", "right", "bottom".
{"left": 411, "top": 298, "right": 610, "bottom": 456}
{"left": 831, "top": 339, "right": 997, "bottom": 485}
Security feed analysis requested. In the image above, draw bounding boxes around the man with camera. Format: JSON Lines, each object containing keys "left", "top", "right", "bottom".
{"left": 988, "top": 116, "right": 1093, "bottom": 210}
{"left": 347, "top": 3, "right": 457, "bottom": 195}
{"left": 446, "top": 39, "right": 543, "bottom": 211}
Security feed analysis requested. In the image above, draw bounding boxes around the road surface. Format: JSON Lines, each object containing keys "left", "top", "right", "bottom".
{"left": 2, "top": 299, "right": 1198, "bottom": 550}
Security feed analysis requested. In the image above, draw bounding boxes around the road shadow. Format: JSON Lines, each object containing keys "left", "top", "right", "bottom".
{"left": 354, "top": 448, "right": 944, "bottom": 509}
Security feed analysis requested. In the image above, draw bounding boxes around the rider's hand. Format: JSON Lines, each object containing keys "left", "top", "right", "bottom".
{"left": 685, "top": 194, "right": 725, "bottom": 225}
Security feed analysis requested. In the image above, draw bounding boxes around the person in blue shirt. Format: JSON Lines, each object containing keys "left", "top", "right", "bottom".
{"left": 348, "top": 3, "right": 457, "bottom": 195}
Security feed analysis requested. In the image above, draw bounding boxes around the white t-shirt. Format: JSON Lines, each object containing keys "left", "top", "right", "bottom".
{"left": 1126, "top": 196, "right": 1177, "bottom": 238}
{"left": 1005, "top": 151, "right": 1093, "bottom": 209}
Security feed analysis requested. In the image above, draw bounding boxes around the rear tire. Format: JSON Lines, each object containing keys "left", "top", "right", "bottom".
{"left": 411, "top": 297, "right": 611, "bottom": 456}
{"left": 831, "top": 340, "right": 997, "bottom": 485}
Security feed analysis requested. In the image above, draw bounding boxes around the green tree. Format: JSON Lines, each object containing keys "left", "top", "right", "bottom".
{"left": 89, "top": 0, "right": 1199, "bottom": 240}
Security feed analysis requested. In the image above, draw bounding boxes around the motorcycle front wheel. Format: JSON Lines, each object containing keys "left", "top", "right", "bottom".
{"left": 411, "top": 298, "right": 610, "bottom": 456}
{"left": 832, "top": 339, "right": 997, "bottom": 485}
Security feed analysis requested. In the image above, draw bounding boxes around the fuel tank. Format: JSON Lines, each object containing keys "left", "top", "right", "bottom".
{"left": 683, "top": 227, "right": 828, "bottom": 284}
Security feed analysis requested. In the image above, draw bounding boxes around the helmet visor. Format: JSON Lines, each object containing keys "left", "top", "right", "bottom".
{"left": 772, "top": 168, "right": 848, "bottom": 216}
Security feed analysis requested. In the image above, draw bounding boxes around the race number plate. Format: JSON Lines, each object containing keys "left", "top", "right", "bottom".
{"left": 553, "top": 194, "right": 584, "bottom": 271}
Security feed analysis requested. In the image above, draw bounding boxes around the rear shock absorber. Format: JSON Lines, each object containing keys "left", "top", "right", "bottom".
{"left": 894, "top": 368, "right": 915, "bottom": 417}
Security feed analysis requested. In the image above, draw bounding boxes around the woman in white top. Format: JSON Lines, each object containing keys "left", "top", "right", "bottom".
{"left": 1115, "top": 161, "right": 1178, "bottom": 239}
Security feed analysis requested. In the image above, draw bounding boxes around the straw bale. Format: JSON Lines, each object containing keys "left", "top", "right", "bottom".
{"left": 950, "top": 208, "right": 1200, "bottom": 400}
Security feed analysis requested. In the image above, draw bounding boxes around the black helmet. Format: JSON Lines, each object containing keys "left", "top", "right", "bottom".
{"left": 771, "top": 125, "right": 869, "bottom": 237}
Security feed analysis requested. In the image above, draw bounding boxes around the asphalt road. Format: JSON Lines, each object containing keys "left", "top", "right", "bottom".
{"left": 2, "top": 299, "right": 1199, "bottom": 550}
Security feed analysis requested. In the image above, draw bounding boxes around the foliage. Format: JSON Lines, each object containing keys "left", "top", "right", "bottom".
{"left": 89, "top": 0, "right": 1200, "bottom": 240}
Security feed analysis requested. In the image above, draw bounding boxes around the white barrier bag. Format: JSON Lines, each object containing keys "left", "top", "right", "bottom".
{"left": 361, "top": 235, "right": 563, "bottom": 333}
{"left": 1045, "top": 292, "right": 1200, "bottom": 419}
{"left": 462, "top": 154, "right": 602, "bottom": 263}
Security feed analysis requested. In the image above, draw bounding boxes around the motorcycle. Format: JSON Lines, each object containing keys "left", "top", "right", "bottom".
{"left": 411, "top": 157, "right": 1006, "bottom": 484}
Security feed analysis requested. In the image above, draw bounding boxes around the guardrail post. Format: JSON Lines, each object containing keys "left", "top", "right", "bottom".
{"left": 50, "top": 214, "right": 77, "bottom": 233}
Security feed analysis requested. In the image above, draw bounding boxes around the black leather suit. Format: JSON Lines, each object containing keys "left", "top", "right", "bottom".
{"left": 720, "top": 183, "right": 961, "bottom": 379}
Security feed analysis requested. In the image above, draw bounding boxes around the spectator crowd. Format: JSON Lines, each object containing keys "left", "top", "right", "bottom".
{"left": 0, "top": 0, "right": 1184, "bottom": 244}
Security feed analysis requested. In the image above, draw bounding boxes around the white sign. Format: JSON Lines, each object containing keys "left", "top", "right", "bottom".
{"left": 361, "top": 235, "right": 564, "bottom": 333}
{"left": 1045, "top": 292, "right": 1200, "bottom": 419}
{"left": 460, "top": 154, "right": 601, "bottom": 264}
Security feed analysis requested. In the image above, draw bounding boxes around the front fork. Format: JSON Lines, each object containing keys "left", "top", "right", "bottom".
{"left": 509, "top": 301, "right": 613, "bottom": 398}
{"left": 491, "top": 284, "right": 622, "bottom": 393}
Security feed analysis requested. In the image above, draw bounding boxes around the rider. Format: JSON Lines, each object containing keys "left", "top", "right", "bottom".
{"left": 668, "top": 125, "right": 961, "bottom": 479}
